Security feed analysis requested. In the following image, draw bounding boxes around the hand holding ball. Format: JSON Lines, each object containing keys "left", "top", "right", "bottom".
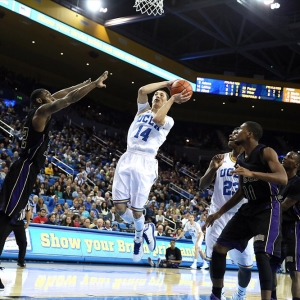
{"left": 169, "top": 79, "right": 193, "bottom": 104}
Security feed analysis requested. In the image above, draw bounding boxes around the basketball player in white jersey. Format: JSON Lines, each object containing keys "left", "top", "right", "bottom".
{"left": 200, "top": 129, "right": 254, "bottom": 300}
{"left": 112, "top": 80, "right": 190, "bottom": 262}
{"left": 176, "top": 214, "right": 208, "bottom": 269}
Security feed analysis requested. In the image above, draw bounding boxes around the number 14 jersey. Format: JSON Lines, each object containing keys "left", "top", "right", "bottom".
{"left": 210, "top": 152, "right": 247, "bottom": 214}
{"left": 127, "top": 109, "right": 174, "bottom": 156}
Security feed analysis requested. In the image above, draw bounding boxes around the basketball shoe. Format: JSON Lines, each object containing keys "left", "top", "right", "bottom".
{"left": 133, "top": 237, "right": 144, "bottom": 262}
{"left": 231, "top": 290, "right": 246, "bottom": 300}
{"left": 143, "top": 223, "right": 156, "bottom": 251}
{"left": 201, "top": 260, "right": 209, "bottom": 269}
{"left": 147, "top": 257, "right": 155, "bottom": 267}
{"left": 190, "top": 262, "right": 197, "bottom": 269}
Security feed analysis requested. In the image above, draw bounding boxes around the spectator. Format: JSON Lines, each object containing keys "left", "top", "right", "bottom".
{"left": 155, "top": 209, "right": 165, "bottom": 223}
{"left": 155, "top": 225, "right": 166, "bottom": 236}
{"left": 36, "top": 197, "right": 48, "bottom": 214}
{"left": 82, "top": 218, "right": 95, "bottom": 229}
{"left": 32, "top": 209, "right": 48, "bottom": 224}
{"left": 45, "top": 213, "right": 57, "bottom": 225}
{"left": 61, "top": 216, "right": 73, "bottom": 227}
{"left": 80, "top": 205, "right": 90, "bottom": 218}
{"left": 55, "top": 185, "right": 63, "bottom": 198}
{"left": 100, "top": 202, "right": 109, "bottom": 216}
{"left": 96, "top": 218, "right": 104, "bottom": 230}
{"left": 63, "top": 185, "right": 73, "bottom": 200}
{"left": 44, "top": 163, "right": 54, "bottom": 176}
{"left": 45, "top": 185, "right": 55, "bottom": 197}
{"left": 148, "top": 240, "right": 182, "bottom": 268}
{"left": 103, "top": 220, "right": 112, "bottom": 231}
{"left": 84, "top": 196, "right": 92, "bottom": 212}
{"left": 72, "top": 215, "right": 80, "bottom": 227}
{"left": 90, "top": 202, "right": 100, "bottom": 219}
{"left": 38, "top": 183, "right": 47, "bottom": 196}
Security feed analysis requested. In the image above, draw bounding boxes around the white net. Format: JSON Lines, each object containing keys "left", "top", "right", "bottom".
{"left": 134, "top": 0, "right": 164, "bottom": 16}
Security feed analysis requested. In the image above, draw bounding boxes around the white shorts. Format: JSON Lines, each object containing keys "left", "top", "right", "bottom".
{"left": 192, "top": 236, "right": 204, "bottom": 248}
{"left": 205, "top": 211, "right": 254, "bottom": 268}
{"left": 112, "top": 151, "right": 158, "bottom": 211}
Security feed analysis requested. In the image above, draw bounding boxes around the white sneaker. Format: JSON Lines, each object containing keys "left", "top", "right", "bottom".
{"left": 132, "top": 237, "right": 144, "bottom": 262}
{"left": 147, "top": 257, "right": 154, "bottom": 267}
{"left": 201, "top": 260, "right": 209, "bottom": 269}
{"left": 231, "top": 290, "right": 246, "bottom": 300}
{"left": 190, "top": 262, "right": 197, "bottom": 269}
{"left": 143, "top": 223, "right": 156, "bottom": 251}
{"left": 156, "top": 257, "right": 161, "bottom": 267}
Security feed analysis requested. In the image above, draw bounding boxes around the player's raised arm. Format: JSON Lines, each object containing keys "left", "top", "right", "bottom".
{"left": 137, "top": 80, "right": 171, "bottom": 104}
{"left": 32, "top": 71, "right": 108, "bottom": 132}
{"left": 51, "top": 78, "right": 92, "bottom": 99}
{"left": 199, "top": 154, "right": 225, "bottom": 189}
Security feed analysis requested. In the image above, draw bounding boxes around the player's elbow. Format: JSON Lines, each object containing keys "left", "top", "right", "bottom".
{"left": 279, "top": 174, "right": 288, "bottom": 185}
{"left": 138, "top": 87, "right": 148, "bottom": 95}
{"left": 199, "top": 179, "right": 207, "bottom": 189}
{"left": 152, "top": 117, "right": 164, "bottom": 127}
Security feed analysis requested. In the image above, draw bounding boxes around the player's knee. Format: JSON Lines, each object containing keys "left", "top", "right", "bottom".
{"left": 255, "top": 252, "right": 273, "bottom": 290}
{"left": 213, "top": 243, "right": 228, "bottom": 254}
{"left": 115, "top": 203, "right": 126, "bottom": 215}
{"left": 133, "top": 211, "right": 143, "bottom": 220}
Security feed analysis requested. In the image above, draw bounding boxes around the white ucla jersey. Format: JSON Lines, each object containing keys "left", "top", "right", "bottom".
{"left": 183, "top": 221, "right": 202, "bottom": 238}
{"left": 211, "top": 152, "right": 247, "bottom": 214}
{"left": 127, "top": 108, "right": 174, "bottom": 156}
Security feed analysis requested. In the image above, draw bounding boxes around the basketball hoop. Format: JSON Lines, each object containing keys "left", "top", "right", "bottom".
{"left": 134, "top": 0, "right": 164, "bottom": 16}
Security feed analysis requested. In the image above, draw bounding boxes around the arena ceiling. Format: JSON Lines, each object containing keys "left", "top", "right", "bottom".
{"left": 54, "top": 0, "right": 300, "bottom": 82}
{"left": 0, "top": 0, "right": 300, "bottom": 132}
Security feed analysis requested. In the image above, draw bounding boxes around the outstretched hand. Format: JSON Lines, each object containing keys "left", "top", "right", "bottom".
{"left": 173, "top": 89, "right": 191, "bottom": 104}
{"left": 95, "top": 71, "right": 108, "bottom": 88}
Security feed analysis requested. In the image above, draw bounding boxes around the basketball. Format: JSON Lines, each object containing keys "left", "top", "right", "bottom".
{"left": 170, "top": 79, "right": 193, "bottom": 99}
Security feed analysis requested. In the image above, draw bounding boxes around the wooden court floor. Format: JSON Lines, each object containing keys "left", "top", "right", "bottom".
{"left": 0, "top": 262, "right": 292, "bottom": 300}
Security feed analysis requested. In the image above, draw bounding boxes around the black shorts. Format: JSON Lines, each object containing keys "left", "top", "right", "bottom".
{"left": 0, "top": 159, "right": 38, "bottom": 222}
{"left": 217, "top": 197, "right": 282, "bottom": 258}
{"left": 277, "top": 221, "right": 300, "bottom": 272}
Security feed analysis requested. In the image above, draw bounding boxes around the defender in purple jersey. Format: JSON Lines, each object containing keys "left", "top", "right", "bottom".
{"left": 206, "top": 121, "right": 287, "bottom": 300}
{"left": 0, "top": 71, "right": 108, "bottom": 290}
{"left": 271, "top": 151, "right": 300, "bottom": 300}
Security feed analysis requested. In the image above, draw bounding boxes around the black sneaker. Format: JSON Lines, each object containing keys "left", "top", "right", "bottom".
{"left": 0, "top": 278, "right": 4, "bottom": 290}
{"left": 17, "top": 262, "right": 26, "bottom": 268}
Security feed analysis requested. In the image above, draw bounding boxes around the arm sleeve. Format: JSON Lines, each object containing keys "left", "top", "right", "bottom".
{"left": 137, "top": 102, "right": 150, "bottom": 113}
{"left": 162, "top": 116, "right": 174, "bottom": 131}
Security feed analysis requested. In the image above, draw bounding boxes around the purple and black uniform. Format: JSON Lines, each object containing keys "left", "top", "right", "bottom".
{"left": 277, "top": 175, "right": 300, "bottom": 271}
{"left": 217, "top": 144, "right": 282, "bottom": 257}
{"left": 0, "top": 108, "right": 51, "bottom": 255}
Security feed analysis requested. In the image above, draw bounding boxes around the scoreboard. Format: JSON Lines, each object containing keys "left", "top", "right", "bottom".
{"left": 196, "top": 77, "right": 283, "bottom": 101}
{"left": 283, "top": 88, "right": 300, "bottom": 104}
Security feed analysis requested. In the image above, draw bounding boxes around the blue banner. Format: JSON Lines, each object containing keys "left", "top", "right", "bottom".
{"left": 3, "top": 224, "right": 256, "bottom": 269}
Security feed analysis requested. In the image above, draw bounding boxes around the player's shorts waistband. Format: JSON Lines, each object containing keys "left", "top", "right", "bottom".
{"left": 126, "top": 149, "right": 156, "bottom": 158}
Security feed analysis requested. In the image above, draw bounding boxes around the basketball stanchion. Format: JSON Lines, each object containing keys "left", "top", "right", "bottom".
{"left": 133, "top": 0, "right": 164, "bottom": 16}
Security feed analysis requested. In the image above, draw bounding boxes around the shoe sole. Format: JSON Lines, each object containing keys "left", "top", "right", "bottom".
{"left": 143, "top": 223, "right": 156, "bottom": 251}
